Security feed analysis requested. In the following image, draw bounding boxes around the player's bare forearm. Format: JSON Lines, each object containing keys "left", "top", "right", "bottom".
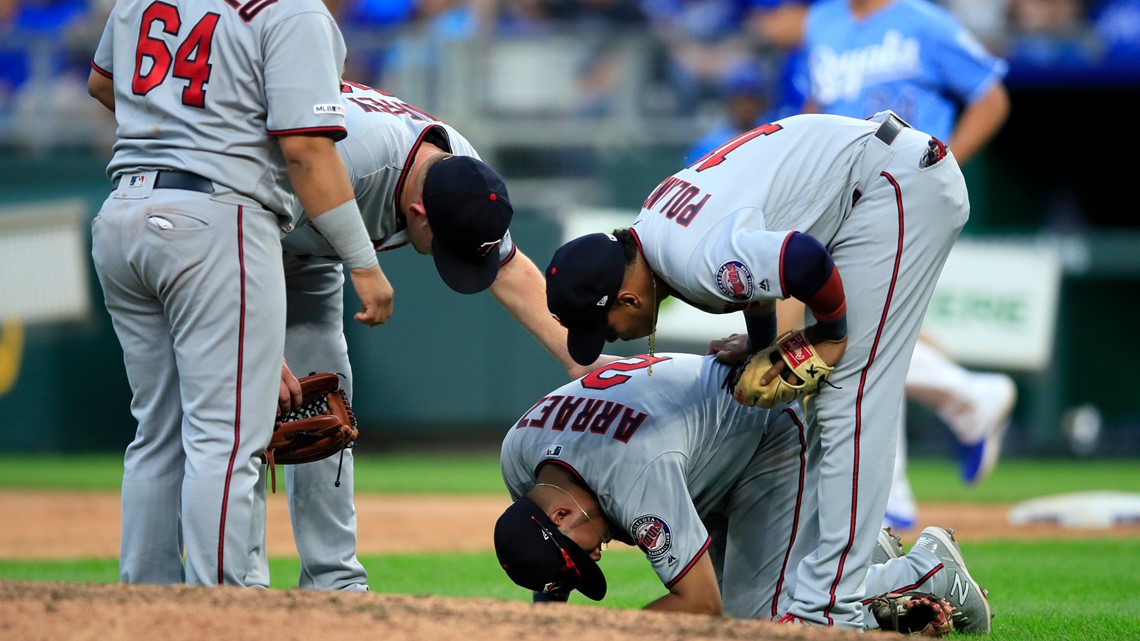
{"left": 948, "top": 83, "right": 1010, "bottom": 165}
{"left": 278, "top": 134, "right": 356, "bottom": 217}
{"left": 643, "top": 555, "right": 722, "bottom": 615}
{"left": 490, "top": 251, "right": 591, "bottom": 377}
{"left": 87, "top": 70, "right": 114, "bottom": 112}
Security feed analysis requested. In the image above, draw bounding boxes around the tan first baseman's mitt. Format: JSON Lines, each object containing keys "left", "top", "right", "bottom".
{"left": 263, "top": 372, "right": 358, "bottom": 491}
{"left": 724, "top": 330, "right": 835, "bottom": 408}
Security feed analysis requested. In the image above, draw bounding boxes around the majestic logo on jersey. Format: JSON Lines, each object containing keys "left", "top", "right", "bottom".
{"left": 631, "top": 515, "right": 672, "bottom": 559}
{"left": 545, "top": 445, "right": 563, "bottom": 457}
{"left": 313, "top": 103, "right": 345, "bottom": 115}
{"left": 716, "top": 261, "right": 754, "bottom": 301}
{"left": 809, "top": 30, "right": 920, "bottom": 103}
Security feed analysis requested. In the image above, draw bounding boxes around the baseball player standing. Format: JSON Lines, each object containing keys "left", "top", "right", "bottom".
{"left": 494, "top": 353, "right": 991, "bottom": 631}
{"left": 798, "top": 0, "right": 1015, "bottom": 529}
{"left": 545, "top": 111, "right": 968, "bottom": 629}
{"left": 87, "top": 1, "right": 389, "bottom": 586}
{"left": 246, "top": 81, "right": 614, "bottom": 591}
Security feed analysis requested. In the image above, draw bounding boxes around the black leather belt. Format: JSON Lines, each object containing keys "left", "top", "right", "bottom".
{"left": 113, "top": 170, "right": 214, "bottom": 194}
{"left": 874, "top": 114, "right": 908, "bottom": 145}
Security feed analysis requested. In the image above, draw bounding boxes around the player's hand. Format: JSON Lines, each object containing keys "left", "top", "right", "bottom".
{"left": 755, "top": 326, "right": 846, "bottom": 387}
{"left": 708, "top": 333, "right": 753, "bottom": 364}
{"left": 278, "top": 359, "right": 303, "bottom": 417}
{"left": 349, "top": 265, "right": 394, "bottom": 326}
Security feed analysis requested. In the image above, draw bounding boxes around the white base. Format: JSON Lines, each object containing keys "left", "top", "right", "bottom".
{"left": 1007, "top": 491, "right": 1140, "bottom": 529}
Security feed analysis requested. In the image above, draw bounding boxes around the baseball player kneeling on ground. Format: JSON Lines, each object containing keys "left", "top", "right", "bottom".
{"left": 495, "top": 354, "right": 992, "bottom": 634}
{"left": 248, "top": 81, "right": 617, "bottom": 591}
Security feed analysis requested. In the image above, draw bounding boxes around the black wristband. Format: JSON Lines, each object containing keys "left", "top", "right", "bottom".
{"left": 814, "top": 316, "right": 847, "bottom": 342}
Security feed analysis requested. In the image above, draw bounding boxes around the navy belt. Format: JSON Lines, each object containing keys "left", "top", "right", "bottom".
{"left": 874, "top": 114, "right": 909, "bottom": 145}
{"left": 113, "top": 170, "right": 214, "bottom": 194}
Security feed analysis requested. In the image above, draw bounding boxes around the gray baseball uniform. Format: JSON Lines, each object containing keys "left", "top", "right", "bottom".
{"left": 628, "top": 112, "right": 968, "bottom": 627}
{"left": 89, "top": 0, "right": 349, "bottom": 586}
{"left": 246, "top": 82, "right": 516, "bottom": 591}
{"left": 500, "top": 353, "right": 949, "bottom": 622}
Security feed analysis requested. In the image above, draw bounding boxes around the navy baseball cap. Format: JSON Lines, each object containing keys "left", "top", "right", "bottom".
{"left": 545, "top": 233, "right": 627, "bottom": 366}
{"left": 422, "top": 155, "right": 513, "bottom": 294}
{"left": 494, "top": 497, "right": 607, "bottom": 601}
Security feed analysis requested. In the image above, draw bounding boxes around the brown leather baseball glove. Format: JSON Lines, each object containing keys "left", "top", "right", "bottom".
{"left": 868, "top": 591, "right": 954, "bottom": 636}
{"left": 264, "top": 372, "right": 358, "bottom": 492}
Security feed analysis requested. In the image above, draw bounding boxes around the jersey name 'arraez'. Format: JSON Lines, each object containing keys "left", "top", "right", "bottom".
{"left": 514, "top": 394, "right": 649, "bottom": 443}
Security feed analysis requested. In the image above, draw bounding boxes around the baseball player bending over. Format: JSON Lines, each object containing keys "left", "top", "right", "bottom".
{"left": 544, "top": 111, "right": 968, "bottom": 629}
{"left": 249, "top": 81, "right": 614, "bottom": 591}
{"left": 495, "top": 354, "right": 992, "bottom": 632}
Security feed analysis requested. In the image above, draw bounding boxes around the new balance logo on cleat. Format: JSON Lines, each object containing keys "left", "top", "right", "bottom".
{"left": 949, "top": 572, "right": 971, "bottom": 606}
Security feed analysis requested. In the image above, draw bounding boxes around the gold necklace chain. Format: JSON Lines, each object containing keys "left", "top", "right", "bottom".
{"left": 535, "top": 482, "right": 610, "bottom": 549}
{"left": 648, "top": 275, "right": 657, "bottom": 376}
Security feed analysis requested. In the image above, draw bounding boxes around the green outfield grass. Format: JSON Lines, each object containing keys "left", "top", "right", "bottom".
{"left": 2, "top": 454, "right": 1139, "bottom": 640}
{"left": 3, "top": 453, "right": 1139, "bottom": 500}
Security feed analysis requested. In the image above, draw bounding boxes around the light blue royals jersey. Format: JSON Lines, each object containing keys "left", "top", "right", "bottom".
{"left": 801, "top": 0, "right": 1007, "bottom": 140}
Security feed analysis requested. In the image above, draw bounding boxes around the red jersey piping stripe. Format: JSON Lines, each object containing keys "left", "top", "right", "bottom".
{"left": 860, "top": 564, "right": 943, "bottom": 604}
{"left": 823, "top": 170, "right": 905, "bottom": 622}
{"left": 393, "top": 126, "right": 440, "bottom": 219}
{"left": 91, "top": 62, "right": 111, "bottom": 78}
{"left": 778, "top": 232, "right": 794, "bottom": 297}
{"left": 218, "top": 204, "right": 247, "bottom": 585}
{"left": 665, "top": 537, "right": 711, "bottom": 589}
{"left": 499, "top": 244, "right": 518, "bottom": 267}
{"left": 268, "top": 126, "right": 347, "bottom": 137}
{"left": 770, "top": 407, "right": 808, "bottom": 618}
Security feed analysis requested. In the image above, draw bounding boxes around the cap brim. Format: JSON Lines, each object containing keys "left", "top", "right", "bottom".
{"left": 432, "top": 237, "right": 499, "bottom": 294}
{"left": 566, "top": 320, "right": 608, "bottom": 367}
{"left": 563, "top": 538, "right": 607, "bottom": 601}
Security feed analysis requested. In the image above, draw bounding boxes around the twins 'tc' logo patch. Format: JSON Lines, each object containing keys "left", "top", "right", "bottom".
{"left": 631, "top": 515, "right": 672, "bottom": 559}
{"left": 716, "top": 261, "right": 754, "bottom": 301}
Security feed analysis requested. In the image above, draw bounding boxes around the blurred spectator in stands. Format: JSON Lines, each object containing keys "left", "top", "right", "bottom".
{"left": 1090, "top": 0, "right": 1140, "bottom": 68}
{"left": 684, "top": 61, "right": 774, "bottom": 164}
{"left": 1, "top": 0, "right": 113, "bottom": 152}
{"left": 1005, "top": 0, "right": 1098, "bottom": 68}
{"left": 942, "top": 0, "right": 1010, "bottom": 52}
{"left": 0, "top": 0, "right": 88, "bottom": 111}
{"left": 640, "top": 0, "right": 758, "bottom": 113}
{"left": 745, "top": 0, "right": 812, "bottom": 118}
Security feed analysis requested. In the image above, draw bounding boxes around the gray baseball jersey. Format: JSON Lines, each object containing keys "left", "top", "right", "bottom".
{"left": 281, "top": 82, "right": 514, "bottom": 262}
{"left": 248, "top": 83, "right": 515, "bottom": 591}
{"left": 92, "top": 0, "right": 348, "bottom": 218}
{"left": 89, "top": 0, "right": 350, "bottom": 587}
{"left": 627, "top": 112, "right": 969, "bottom": 628}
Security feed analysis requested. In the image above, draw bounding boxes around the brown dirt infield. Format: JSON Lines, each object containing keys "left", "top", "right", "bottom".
{"left": 2, "top": 491, "right": 1137, "bottom": 640}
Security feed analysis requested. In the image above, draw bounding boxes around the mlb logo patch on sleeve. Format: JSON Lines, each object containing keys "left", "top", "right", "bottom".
{"left": 313, "top": 104, "right": 345, "bottom": 115}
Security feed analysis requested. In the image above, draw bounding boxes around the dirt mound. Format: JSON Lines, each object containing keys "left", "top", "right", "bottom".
{"left": 0, "top": 580, "right": 859, "bottom": 641}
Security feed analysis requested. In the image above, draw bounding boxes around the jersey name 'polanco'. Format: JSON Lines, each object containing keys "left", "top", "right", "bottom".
{"left": 513, "top": 394, "right": 649, "bottom": 443}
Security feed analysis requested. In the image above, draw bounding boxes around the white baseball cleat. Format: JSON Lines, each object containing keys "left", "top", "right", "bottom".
{"left": 912, "top": 526, "right": 992, "bottom": 634}
{"left": 872, "top": 527, "right": 905, "bottom": 566}
{"left": 955, "top": 373, "right": 1017, "bottom": 485}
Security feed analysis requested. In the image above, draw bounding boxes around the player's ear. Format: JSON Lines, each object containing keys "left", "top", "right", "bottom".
{"left": 617, "top": 290, "right": 640, "bottom": 309}
{"left": 550, "top": 506, "right": 573, "bottom": 527}
{"left": 407, "top": 201, "right": 427, "bottom": 220}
